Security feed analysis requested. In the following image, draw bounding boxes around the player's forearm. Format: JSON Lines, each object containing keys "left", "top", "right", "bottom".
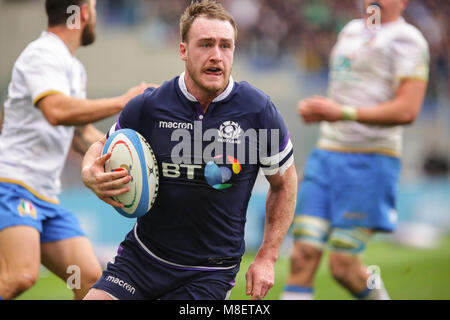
{"left": 39, "top": 94, "right": 125, "bottom": 126}
{"left": 81, "top": 137, "right": 105, "bottom": 173}
{"left": 356, "top": 99, "right": 418, "bottom": 125}
{"left": 258, "top": 166, "right": 297, "bottom": 262}
{"left": 355, "top": 80, "right": 427, "bottom": 125}
{"left": 53, "top": 97, "right": 124, "bottom": 126}
{"left": 72, "top": 124, "right": 104, "bottom": 156}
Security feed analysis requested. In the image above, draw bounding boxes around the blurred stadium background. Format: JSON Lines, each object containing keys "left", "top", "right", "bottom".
{"left": 0, "top": 0, "right": 449, "bottom": 299}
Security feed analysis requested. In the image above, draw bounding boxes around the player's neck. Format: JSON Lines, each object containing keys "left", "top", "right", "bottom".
{"left": 380, "top": 15, "right": 402, "bottom": 24}
{"left": 184, "top": 75, "right": 227, "bottom": 113}
{"left": 47, "top": 26, "right": 81, "bottom": 55}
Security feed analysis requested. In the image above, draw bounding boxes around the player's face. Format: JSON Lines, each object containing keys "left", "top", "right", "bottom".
{"left": 364, "top": 0, "right": 408, "bottom": 23}
{"left": 81, "top": 0, "right": 97, "bottom": 46}
{"left": 181, "top": 16, "right": 235, "bottom": 97}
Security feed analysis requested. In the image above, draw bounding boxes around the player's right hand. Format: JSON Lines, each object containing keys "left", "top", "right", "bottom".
{"left": 81, "top": 137, "right": 131, "bottom": 207}
{"left": 297, "top": 96, "right": 343, "bottom": 123}
{"left": 245, "top": 256, "right": 275, "bottom": 300}
{"left": 119, "top": 82, "right": 149, "bottom": 108}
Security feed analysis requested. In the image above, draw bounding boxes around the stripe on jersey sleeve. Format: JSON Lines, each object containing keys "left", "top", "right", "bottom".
{"left": 260, "top": 139, "right": 294, "bottom": 176}
{"left": 106, "top": 122, "right": 121, "bottom": 139}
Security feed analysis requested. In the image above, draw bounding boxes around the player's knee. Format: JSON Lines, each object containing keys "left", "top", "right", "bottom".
{"left": 290, "top": 216, "right": 326, "bottom": 277}
{"left": 16, "top": 271, "right": 38, "bottom": 291}
{"left": 3, "top": 269, "right": 38, "bottom": 298}
{"left": 72, "top": 267, "right": 102, "bottom": 300}
{"left": 290, "top": 242, "right": 322, "bottom": 274}
{"left": 329, "top": 253, "right": 354, "bottom": 284}
{"left": 81, "top": 267, "right": 102, "bottom": 289}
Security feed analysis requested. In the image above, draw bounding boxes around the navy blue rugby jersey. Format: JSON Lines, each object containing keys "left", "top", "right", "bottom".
{"left": 107, "top": 73, "right": 294, "bottom": 270}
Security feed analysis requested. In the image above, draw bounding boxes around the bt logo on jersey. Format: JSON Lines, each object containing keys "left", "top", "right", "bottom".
{"left": 204, "top": 155, "right": 242, "bottom": 190}
{"left": 162, "top": 154, "right": 242, "bottom": 190}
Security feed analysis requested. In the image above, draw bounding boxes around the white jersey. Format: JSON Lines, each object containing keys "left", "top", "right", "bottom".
{"left": 318, "top": 17, "right": 429, "bottom": 157}
{"left": 0, "top": 31, "right": 87, "bottom": 203}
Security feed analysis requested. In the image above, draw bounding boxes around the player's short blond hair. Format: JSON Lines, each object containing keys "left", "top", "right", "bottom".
{"left": 180, "top": 0, "right": 238, "bottom": 43}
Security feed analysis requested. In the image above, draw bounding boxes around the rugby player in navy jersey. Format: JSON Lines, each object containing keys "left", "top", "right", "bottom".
{"left": 81, "top": 0, "right": 297, "bottom": 300}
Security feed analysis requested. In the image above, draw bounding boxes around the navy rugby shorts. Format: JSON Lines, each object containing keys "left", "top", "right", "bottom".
{"left": 92, "top": 228, "right": 240, "bottom": 300}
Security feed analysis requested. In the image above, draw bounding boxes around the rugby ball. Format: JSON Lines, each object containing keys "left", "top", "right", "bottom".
{"left": 102, "top": 129, "right": 159, "bottom": 218}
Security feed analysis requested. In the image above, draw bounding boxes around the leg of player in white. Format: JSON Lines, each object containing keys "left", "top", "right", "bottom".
{"left": 327, "top": 228, "right": 390, "bottom": 300}
{"left": 0, "top": 227, "right": 40, "bottom": 299}
{"left": 283, "top": 0, "right": 429, "bottom": 300}
{"left": 282, "top": 219, "right": 390, "bottom": 300}
{"left": 281, "top": 241, "right": 322, "bottom": 300}
{"left": 329, "top": 251, "right": 390, "bottom": 300}
{"left": 0, "top": 0, "right": 148, "bottom": 300}
{"left": 41, "top": 237, "right": 102, "bottom": 300}
{"left": 0, "top": 226, "right": 102, "bottom": 300}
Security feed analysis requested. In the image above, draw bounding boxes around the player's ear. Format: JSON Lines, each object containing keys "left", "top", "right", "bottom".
{"left": 80, "top": 2, "right": 90, "bottom": 24}
{"left": 180, "top": 42, "right": 188, "bottom": 62}
{"left": 402, "top": 0, "right": 409, "bottom": 10}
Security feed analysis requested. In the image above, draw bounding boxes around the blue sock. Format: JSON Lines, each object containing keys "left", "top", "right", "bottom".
{"left": 281, "top": 285, "right": 314, "bottom": 300}
{"left": 354, "top": 287, "right": 372, "bottom": 299}
{"left": 284, "top": 285, "right": 314, "bottom": 294}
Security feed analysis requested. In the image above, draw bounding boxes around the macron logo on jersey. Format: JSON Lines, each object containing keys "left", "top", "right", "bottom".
{"left": 105, "top": 276, "right": 136, "bottom": 295}
{"left": 159, "top": 121, "right": 193, "bottom": 130}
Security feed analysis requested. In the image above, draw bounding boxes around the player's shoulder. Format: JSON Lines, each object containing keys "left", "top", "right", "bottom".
{"left": 339, "top": 19, "right": 366, "bottom": 36}
{"left": 18, "top": 32, "right": 71, "bottom": 66}
{"left": 390, "top": 19, "right": 428, "bottom": 47}
{"left": 142, "top": 77, "right": 177, "bottom": 105}
{"left": 232, "top": 80, "right": 271, "bottom": 113}
{"left": 124, "top": 78, "right": 176, "bottom": 115}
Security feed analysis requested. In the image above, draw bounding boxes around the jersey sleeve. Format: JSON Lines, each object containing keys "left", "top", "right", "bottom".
{"left": 22, "top": 50, "right": 72, "bottom": 105}
{"left": 392, "top": 31, "right": 430, "bottom": 86}
{"left": 106, "top": 94, "right": 145, "bottom": 138}
{"left": 107, "top": 88, "right": 156, "bottom": 138}
{"left": 258, "top": 100, "right": 294, "bottom": 176}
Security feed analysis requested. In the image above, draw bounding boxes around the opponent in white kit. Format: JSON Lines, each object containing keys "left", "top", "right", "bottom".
{"left": 282, "top": 0, "right": 429, "bottom": 300}
{"left": 0, "top": 0, "right": 146, "bottom": 300}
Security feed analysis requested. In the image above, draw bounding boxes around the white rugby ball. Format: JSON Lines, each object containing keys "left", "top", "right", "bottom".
{"left": 102, "top": 129, "right": 159, "bottom": 218}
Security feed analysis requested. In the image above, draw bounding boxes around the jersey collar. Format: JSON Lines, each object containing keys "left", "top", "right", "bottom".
{"left": 380, "top": 16, "right": 405, "bottom": 28}
{"left": 41, "top": 31, "right": 73, "bottom": 57}
{"left": 178, "top": 72, "right": 234, "bottom": 103}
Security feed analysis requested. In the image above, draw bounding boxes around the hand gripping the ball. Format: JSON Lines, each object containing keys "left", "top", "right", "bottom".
{"left": 81, "top": 137, "right": 131, "bottom": 208}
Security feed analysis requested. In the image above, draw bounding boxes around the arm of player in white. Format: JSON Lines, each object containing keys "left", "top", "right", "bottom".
{"left": 354, "top": 79, "right": 427, "bottom": 125}
{"left": 81, "top": 136, "right": 131, "bottom": 208}
{"left": 0, "top": 107, "right": 4, "bottom": 134}
{"left": 245, "top": 164, "right": 297, "bottom": 300}
{"left": 37, "top": 82, "right": 148, "bottom": 126}
{"left": 72, "top": 124, "right": 105, "bottom": 156}
{"left": 298, "top": 79, "right": 427, "bottom": 125}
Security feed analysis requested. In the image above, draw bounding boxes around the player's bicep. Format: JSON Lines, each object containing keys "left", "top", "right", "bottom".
{"left": 265, "top": 162, "right": 297, "bottom": 191}
{"left": 37, "top": 93, "right": 71, "bottom": 125}
{"left": 259, "top": 101, "right": 294, "bottom": 177}
{"left": 396, "top": 79, "right": 428, "bottom": 121}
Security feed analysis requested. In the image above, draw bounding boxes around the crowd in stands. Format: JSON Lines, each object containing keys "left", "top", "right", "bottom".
{"left": 99, "top": 1, "right": 446, "bottom": 78}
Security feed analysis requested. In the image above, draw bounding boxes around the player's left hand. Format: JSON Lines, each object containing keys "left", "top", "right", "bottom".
{"left": 245, "top": 257, "right": 275, "bottom": 300}
{"left": 298, "top": 96, "right": 343, "bottom": 123}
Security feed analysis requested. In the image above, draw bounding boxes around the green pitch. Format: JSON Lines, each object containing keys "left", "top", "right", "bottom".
{"left": 17, "top": 236, "right": 450, "bottom": 300}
